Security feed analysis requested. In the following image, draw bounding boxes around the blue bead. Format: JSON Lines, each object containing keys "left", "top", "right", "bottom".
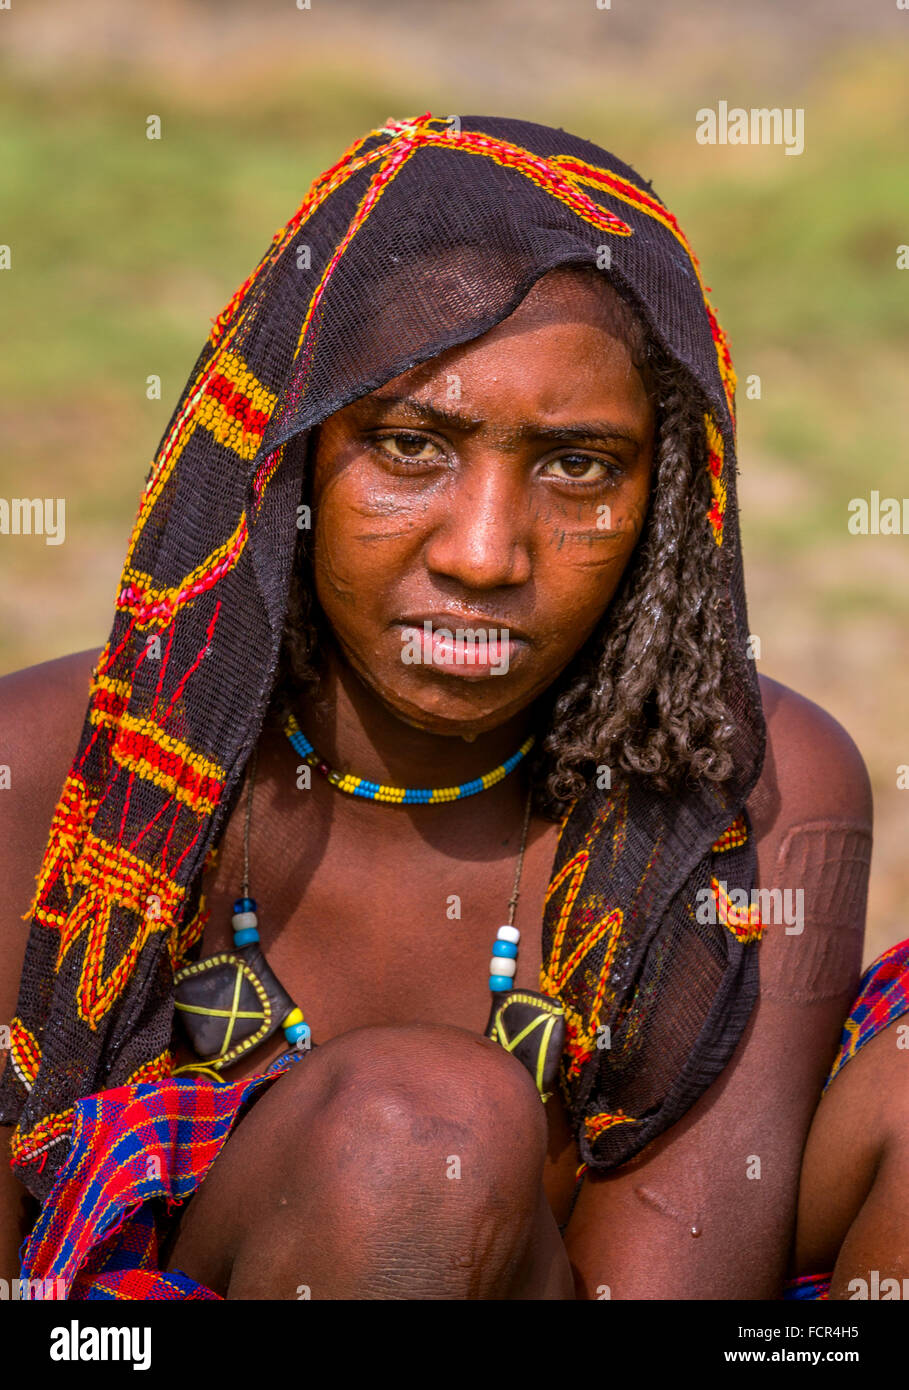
{"left": 489, "top": 975, "right": 513, "bottom": 992}
{"left": 285, "top": 1020, "right": 311, "bottom": 1046}
{"left": 233, "top": 896, "right": 257, "bottom": 915}
{"left": 492, "top": 940, "right": 518, "bottom": 959}
{"left": 233, "top": 927, "right": 260, "bottom": 947}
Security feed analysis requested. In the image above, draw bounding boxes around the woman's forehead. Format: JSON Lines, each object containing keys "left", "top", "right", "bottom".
{"left": 350, "top": 266, "right": 653, "bottom": 411}
{"left": 502, "top": 266, "right": 646, "bottom": 339}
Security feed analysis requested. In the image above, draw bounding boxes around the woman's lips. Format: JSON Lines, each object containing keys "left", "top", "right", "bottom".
{"left": 397, "top": 622, "right": 522, "bottom": 676}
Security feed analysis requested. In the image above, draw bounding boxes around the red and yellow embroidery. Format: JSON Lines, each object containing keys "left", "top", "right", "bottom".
{"left": 24, "top": 771, "right": 102, "bottom": 930}
{"left": 55, "top": 833, "right": 186, "bottom": 1029}
{"left": 10, "top": 1107, "right": 76, "bottom": 1166}
{"left": 712, "top": 814, "right": 747, "bottom": 853}
{"left": 118, "top": 516, "right": 248, "bottom": 627}
{"left": 541, "top": 847, "right": 625, "bottom": 1079}
{"left": 126, "top": 1051, "right": 174, "bottom": 1086}
{"left": 109, "top": 713, "right": 225, "bottom": 817}
{"left": 549, "top": 154, "right": 736, "bottom": 417}
{"left": 9, "top": 1020, "right": 41, "bottom": 1092}
{"left": 195, "top": 350, "right": 277, "bottom": 462}
{"left": 584, "top": 1109, "right": 637, "bottom": 1143}
{"left": 705, "top": 414, "right": 727, "bottom": 546}
{"left": 711, "top": 876, "right": 765, "bottom": 944}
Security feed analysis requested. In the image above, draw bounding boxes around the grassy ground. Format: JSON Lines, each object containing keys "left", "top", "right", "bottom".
{"left": 0, "top": 9, "right": 906, "bottom": 961}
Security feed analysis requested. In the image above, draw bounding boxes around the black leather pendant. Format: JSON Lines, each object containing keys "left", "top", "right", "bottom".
{"left": 484, "top": 989, "right": 566, "bottom": 1103}
{"left": 174, "top": 943, "right": 297, "bottom": 1071}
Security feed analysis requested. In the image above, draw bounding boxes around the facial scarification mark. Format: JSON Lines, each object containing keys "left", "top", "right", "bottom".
{"left": 352, "top": 529, "right": 417, "bottom": 543}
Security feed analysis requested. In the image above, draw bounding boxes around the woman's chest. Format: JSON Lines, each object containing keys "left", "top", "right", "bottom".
{"left": 185, "top": 802, "right": 559, "bottom": 1055}
{"left": 172, "top": 795, "right": 582, "bottom": 1222}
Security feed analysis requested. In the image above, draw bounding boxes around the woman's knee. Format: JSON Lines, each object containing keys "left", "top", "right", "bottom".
{"left": 298, "top": 1022, "right": 546, "bottom": 1169}
{"left": 235, "top": 1022, "right": 549, "bottom": 1214}
{"left": 170, "top": 1024, "right": 554, "bottom": 1296}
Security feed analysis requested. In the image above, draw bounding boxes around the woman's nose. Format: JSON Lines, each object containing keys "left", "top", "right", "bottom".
{"left": 422, "top": 458, "right": 533, "bottom": 591}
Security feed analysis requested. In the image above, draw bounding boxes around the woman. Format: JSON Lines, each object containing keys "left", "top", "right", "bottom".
{"left": 0, "top": 113, "right": 872, "bottom": 1299}
{"left": 786, "top": 939, "right": 909, "bottom": 1300}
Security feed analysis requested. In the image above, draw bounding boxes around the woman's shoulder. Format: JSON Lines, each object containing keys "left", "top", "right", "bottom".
{"left": 746, "top": 674, "right": 872, "bottom": 1015}
{"left": 0, "top": 646, "right": 102, "bottom": 791}
{"left": 0, "top": 647, "right": 102, "bottom": 1033}
{"left": 750, "top": 673, "right": 873, "bottom": 838}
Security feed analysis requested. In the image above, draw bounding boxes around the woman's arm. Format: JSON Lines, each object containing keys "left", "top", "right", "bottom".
{"left": 563, "top": 676, "right": 873, "bottom": 1298}
{"left": 794, "top": 1011, "right": 909, "bottom": 1298}
{"left": 0, "top": 648, "right": 102, "bottom": 1281}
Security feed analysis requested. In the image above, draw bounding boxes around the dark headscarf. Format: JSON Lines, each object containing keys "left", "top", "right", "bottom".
{"left": 2, "top": 114, "right": 765, "bottom": 1200}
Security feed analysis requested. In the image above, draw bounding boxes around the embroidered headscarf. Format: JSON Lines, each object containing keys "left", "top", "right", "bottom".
{"left": 1, "top": 114, "right": 765, "bottom": 1200}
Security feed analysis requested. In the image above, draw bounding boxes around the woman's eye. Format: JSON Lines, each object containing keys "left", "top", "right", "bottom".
{"left": 373, "top": 432, "right": 441, "bottom": 464}
{"left": 544, "top": 454, "right": 620, "bottom": 484}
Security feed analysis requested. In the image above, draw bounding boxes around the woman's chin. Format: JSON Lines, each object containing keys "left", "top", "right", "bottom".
{"left": 369, "top": 672, "right": 531, "bottom": 740}
{"left": 382, "top": 696, "right": 519, "bottom": 740}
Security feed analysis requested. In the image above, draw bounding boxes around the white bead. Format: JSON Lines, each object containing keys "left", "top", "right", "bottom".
{"left": 232, "top": 911, "right": 258, "bottom": 930}
{"left": 489, "top": 955, "right": 516, "bottom": 977}
{"left": 496, "top": 925, "right": 520, "bottom": 944}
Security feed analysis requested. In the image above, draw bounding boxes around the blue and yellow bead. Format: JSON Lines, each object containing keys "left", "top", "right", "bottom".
{"left": 282, "top": 1006, "right": 311, "bottom": 1048}
{"left": 283, "top": 713, "right": 534, "bottom": 805}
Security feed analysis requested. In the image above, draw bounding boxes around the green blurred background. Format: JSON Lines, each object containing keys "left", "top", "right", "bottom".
{"left": 1, "top": 0, "right": 907, "bottom": 961}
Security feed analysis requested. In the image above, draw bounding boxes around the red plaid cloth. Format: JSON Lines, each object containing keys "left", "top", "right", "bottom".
{"left": 19, "top": 1049, "right": 304, "bottom": 1300}
{"left": 824, "top": 937, "right": 909, "bottom": 1089}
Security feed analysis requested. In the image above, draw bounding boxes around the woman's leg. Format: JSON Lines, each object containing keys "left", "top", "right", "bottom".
{"left": 165, "top": 1022, "right": 575, "bottom": 1299}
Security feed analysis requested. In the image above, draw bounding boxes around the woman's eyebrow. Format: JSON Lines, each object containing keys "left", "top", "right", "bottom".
{"left": 358, "top": 392, "right": 484, "bottom": 431}
{"left": 358, "top": 392, "right": 641, "bottom": 447}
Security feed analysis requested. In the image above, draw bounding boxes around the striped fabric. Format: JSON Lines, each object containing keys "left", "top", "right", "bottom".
{"left": 20, "top": 1049, "right": 304, "bottom": 1300}
{"left": 824, "top": 937, "right": 909, "bottom": 1090}
{"left": 784, "top": 1271, "right": 831, "bottom": 1301}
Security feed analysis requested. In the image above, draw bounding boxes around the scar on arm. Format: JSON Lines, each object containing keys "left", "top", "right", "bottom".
{"left": 634, "top": 1185, "right": 704, "bottom": 1237}
{"left": 758, "top": 821, "right": 871, "bottom": 1003}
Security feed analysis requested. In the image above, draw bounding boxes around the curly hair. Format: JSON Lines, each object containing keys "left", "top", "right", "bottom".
{"left": 270, "top": 330, "right": 736, "bottom": 822}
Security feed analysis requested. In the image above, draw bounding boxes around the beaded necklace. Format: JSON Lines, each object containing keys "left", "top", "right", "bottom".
{"left": 173, "top": 725, "right": 566, "bottom": 1100}
{"left": 283, "top": 711, "right": 536, "bottom": 805}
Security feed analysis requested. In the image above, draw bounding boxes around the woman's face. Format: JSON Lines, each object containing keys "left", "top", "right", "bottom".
{"left": 309, "top": 270, "right": 656, "bottom": 738}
